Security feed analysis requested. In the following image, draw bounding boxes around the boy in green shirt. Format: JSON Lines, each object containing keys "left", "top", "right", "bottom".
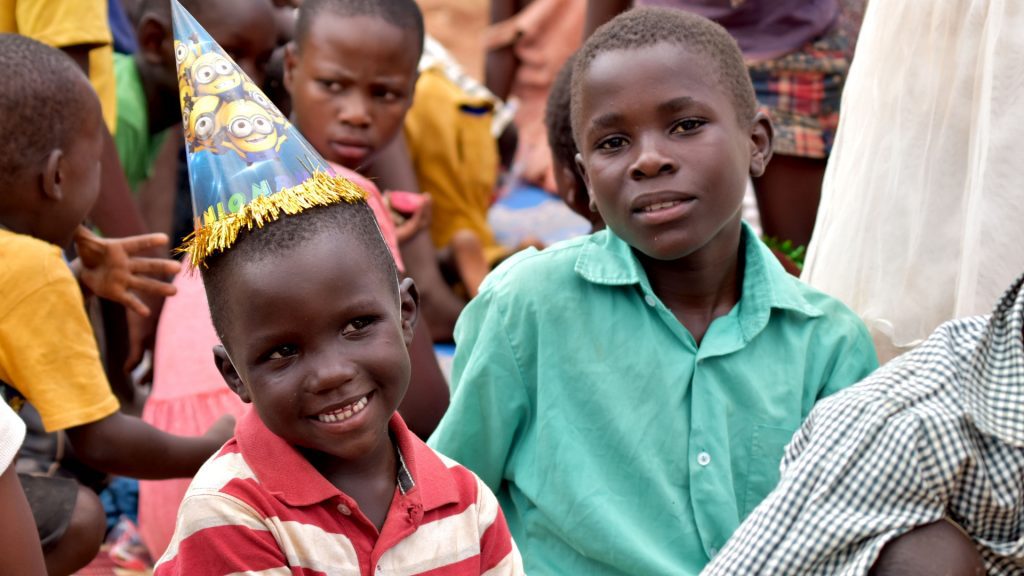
{"left": 429, "top": 8, "right": 878, "bottom": 575}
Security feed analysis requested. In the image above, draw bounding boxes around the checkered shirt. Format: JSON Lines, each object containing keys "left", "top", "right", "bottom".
{"left": 703, "top": 273, "right": 1024, "bottom": 575}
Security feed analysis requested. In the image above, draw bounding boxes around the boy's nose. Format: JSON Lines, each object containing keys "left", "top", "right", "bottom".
{"left": 304, "top": 352, "right": 358, "bottom": 395}
{"left": 336, "top": 94, "right": 371, "bottom": 128}
{"left": 629, "top": 136, "right": 679, "bottom": 180}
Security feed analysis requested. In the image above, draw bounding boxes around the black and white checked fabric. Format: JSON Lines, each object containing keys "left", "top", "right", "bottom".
{"left": 703, "top": 273, "right": 1024, "bottom": 575}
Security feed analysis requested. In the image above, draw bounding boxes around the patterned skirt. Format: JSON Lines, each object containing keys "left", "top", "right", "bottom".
{"left": 748, "top": 0, "right": 865, "bottom": 159}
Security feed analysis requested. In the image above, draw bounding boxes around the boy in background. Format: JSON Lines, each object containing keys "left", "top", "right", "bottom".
{"left": 0, "top": 34, "right": 232, "bottom": 575}
{"left": 115, "top": 0, "right": 277, "bottom": 192}
{"left": 544, "top": 53, "right": 603, "bottom": 233}
{"left": 429, "top": 8, "right": 877, "bottom": 574}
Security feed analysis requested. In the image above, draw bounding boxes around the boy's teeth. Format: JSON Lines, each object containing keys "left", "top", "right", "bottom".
{"left": 316, "top": 396, "right": 369, "bottom": 423}
{"left": 644, "top": 201, "right": 681, "bottom": 212}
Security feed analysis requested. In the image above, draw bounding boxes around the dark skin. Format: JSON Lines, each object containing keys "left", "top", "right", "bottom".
{"left": 585, "top": 0, "right": 826, "bottom": 248}
{"left": 485, "top": 0, "right": 532, "bottom": 101}
{"left": 0, "top": 465, "right": 47, "bottom": 576}
{"left": 869, "top": 520, "right": 986, "bottom": 576}
{"left": 214, "top": 229, "right": 421, "bottom": 530}
{"left": 575, "top": 43, "right": 772, "bottom": 344}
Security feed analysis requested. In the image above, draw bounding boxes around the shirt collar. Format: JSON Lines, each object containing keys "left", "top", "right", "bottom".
{"left": 962, "top": 273, "right": 1024, "bottom": 446}
{"left": 236, "top": 409, "right": 460, "bottom": 511}
{"left": 574, "top": 222, "right": 822, "bottom": 339}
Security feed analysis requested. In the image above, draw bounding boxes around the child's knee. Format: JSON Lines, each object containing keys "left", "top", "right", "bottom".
{"left": 870, "top": 520, "right": 985, "bottom": 576}
{"left": 67, "top": 485, "right": 106, "bottom": 551}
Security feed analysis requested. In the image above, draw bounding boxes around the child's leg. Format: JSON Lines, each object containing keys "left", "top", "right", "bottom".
{"left": 869, "top": 519, "right": 985, "bottom": 576}
{"left": 20, "top": 475, "right": 106, "bottom": 576}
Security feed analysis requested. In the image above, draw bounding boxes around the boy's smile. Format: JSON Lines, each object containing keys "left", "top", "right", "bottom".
{"left": 576, "top": 42, "right": 770, "bottom": 262}
{"left": 285, "top": 15, "right": 419, "bottom": 169}
{"left": 214, "top": 228, "right": 416, "bottom": 470}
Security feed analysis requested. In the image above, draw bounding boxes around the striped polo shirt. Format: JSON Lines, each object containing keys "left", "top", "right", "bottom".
{"left": 155, "top": 410, "right": 522, "bottom": 575}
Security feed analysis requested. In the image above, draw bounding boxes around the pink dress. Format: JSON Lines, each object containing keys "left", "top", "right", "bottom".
{"left": 139, "top": 168, "right": 404, "bottom": 558}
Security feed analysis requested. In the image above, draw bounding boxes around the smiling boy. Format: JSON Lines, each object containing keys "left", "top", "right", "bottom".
{"left": 154, "top": 5, "right": 521, "bottom": 572}
{"left": 429, "top": 8, "right": 878, "bottom": 575}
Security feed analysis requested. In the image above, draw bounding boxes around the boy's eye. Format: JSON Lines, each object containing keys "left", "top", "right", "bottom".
{"left": 596, "top": 136, "right": 628, "bottom": 151}
{"left": 372, "top": 87, "right": 400, "bottom": 102}
{"left": 268, "top": 344, "right": 298, "bottom": 360}
{"left": 318, "top": 79, "right": 343, "bottom": 93}
{"left": 671, "top": 118, "right": 706, "bottom": 133}
{"left": 342, "top": 317, "right": 374, "bottom": 336}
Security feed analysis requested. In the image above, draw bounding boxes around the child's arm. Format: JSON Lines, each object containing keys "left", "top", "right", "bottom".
{"left": 428, "top": 285, "right": 529, "bottom": 491}
{"left": 64, "top": 411, "right": 233, "bottom": 479}
{"left": 155, "top": 492, "right": 287, "bottom": 574}
{"left": 70, "top": 226, "right": 181, "bottom": 317}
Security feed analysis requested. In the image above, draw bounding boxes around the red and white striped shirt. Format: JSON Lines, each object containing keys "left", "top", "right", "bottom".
{"left": 155, "top": 410, "right": 522, "bottom": 575}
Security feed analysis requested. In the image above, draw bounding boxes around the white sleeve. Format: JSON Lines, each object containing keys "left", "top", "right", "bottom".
{"left": 0, "top": 402, "right": 26, "bottom": 472}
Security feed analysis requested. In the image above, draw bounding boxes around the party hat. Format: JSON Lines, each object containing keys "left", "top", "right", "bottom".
{"left": 172, "top": 0, "right": 366, "bottom": 267}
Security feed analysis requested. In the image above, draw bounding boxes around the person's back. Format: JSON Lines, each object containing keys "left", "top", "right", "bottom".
{"left": 428, "top": 8, "right": 877, "bottom": 574}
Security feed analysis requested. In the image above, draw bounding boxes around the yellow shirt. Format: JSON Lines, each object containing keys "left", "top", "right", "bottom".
{"left": 0, "top": 229, "right": 119, "bottom": 432}
{"left": 404, "top": 66, "right": 506, "bottom": 264}
{"left": 0, "top": 0, "right": 117, "bottom": 133}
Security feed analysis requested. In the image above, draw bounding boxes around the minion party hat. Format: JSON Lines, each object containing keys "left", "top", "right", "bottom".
{"left": 172, "top": 0, "right": 366, "bottom": 267}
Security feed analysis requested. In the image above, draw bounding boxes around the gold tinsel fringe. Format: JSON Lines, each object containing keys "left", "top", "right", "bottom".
{"left": 179, "top": 170, "right": 366, "bottom": 268}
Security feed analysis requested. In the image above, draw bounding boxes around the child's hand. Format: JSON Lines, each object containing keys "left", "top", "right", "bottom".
{"left": 203, "top": 414, "right": 236, "bottom": 447}
{"left": 394, "top": 193, "right": 432, "bottom": 244}
{"left": 73, "top": 226, "right": 182, "bottom": 316}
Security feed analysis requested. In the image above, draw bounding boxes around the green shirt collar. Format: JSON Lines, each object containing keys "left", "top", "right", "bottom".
{"left": 575, "top": 221, "right": 822, "bottom": 343}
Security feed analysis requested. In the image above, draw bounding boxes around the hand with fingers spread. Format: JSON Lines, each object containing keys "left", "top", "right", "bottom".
{"left": 71, "top": 226, "right": 182, "bottom": 316}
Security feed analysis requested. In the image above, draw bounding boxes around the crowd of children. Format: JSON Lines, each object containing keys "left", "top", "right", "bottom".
{"left": 0, "top": 0, "right": 1021, "bottom": 575}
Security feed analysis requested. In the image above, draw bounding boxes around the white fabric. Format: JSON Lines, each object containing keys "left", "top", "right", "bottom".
{"left": 802, "top": 0, "right": 1024, "bottom": 362}
{"left": 0, "top": 402, "right": 25, "bottom": 473}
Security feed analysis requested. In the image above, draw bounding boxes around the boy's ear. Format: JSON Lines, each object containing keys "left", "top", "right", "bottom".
{"left": 283, "top": 42, "right": 298, "bottom": 95}
{"left": 41, "top": 149, "right": 65, "bottom": 201}
{"left": 397, "top": 277, "right": 420, "bottom": 348}
{"left": 136, "top": 14, "right": 171, "bottom": 67}
{"left": 574, "top": 152, "right": 598, "bottom": 213}
{"left": 213, "top": 345, "right": 251, "bottom": 403}
{"left": 748, "top": 111, "right": 774, "bottom": 178}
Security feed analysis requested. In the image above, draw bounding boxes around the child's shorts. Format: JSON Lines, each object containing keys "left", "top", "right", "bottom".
{"left": 19, "top": 473, "right": 79, "bottom": 550}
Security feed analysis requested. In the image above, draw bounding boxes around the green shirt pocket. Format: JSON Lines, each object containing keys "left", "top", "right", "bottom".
{"left": 742, "top": 423, "right": 798, "bottom": 518}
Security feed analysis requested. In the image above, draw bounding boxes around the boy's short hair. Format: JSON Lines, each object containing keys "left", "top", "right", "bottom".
{"left": 295, "top": 0, "right": 424, "bottom": 56}
{"left": 202, "top": 200, "right": 398, "bottom": 338}
{"left": 570, "top": 7, "right": 757, "bottom": 142}
{"left": 0, "top": 34, "right": 92, "bottom": 189}
{"left": 545, "top": 54, "right": 581, "bottom": 175}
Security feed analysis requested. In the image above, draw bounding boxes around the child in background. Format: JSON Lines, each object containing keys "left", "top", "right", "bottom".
{"left": 0, "top": 34, "right": 232, "bottom": 575}
{"left": 544, "top": 53, "right": 603, "bottom": 233}
{"left": 115, "top": 0, "right": 277, "bottom": 192}
{"left": 429, "top": 9, "right": 877, "bottom": 574}
{"left": 403, "top": 36, "right": 506, "bottom": 298}
{"left": 155, "top": 7, "right": 522, "bottom": 570}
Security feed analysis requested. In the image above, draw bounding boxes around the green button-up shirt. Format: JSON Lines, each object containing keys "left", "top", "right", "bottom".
{"left": 429, "top": 223, "right": 878, "bottom": 575}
